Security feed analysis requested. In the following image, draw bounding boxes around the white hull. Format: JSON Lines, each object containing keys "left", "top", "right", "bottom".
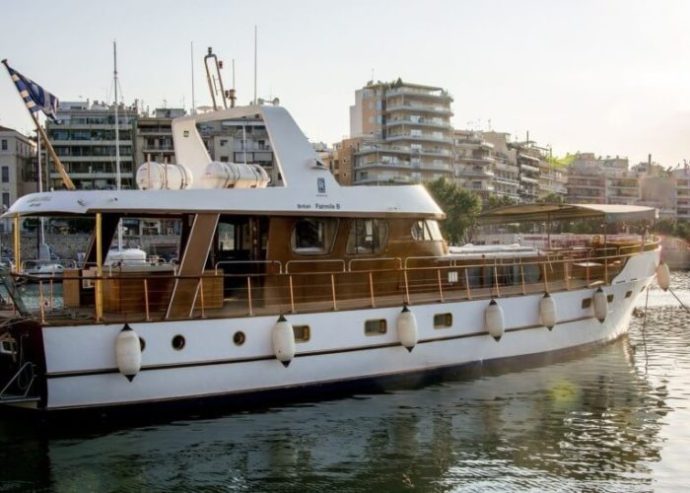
{"left": 38, "top": 250, "right": 657, "bottom": 411}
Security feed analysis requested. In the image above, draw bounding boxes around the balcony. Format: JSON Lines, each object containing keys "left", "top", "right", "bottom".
{"left": 460, "top": 167, "right": 494, "bottom": 178}
{"left": 520, "top": 175, "right": 539, "bottom": 184}
{"left": 356, "top": 160, "right": 412, "bottom": 170}
{"left": 520, "top": 163, "right": 540, "bottom": 173}
{"left": 384, "top": 103, "right": 453, "bottom": 117}
{"left": 387, "top": 133, "right": 454, "bottom": 144}
{"left": 385, "top": 87, "right": 452, "bottom": 100}
{"left": 385, "top": 118, "right": 451, "bottom": 130}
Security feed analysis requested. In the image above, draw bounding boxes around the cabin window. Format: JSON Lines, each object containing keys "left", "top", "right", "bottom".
{"left": 233, "top": 331, "right": 246, "bottom": 346}
{"left": 293, "top": 325, "right": 311, "bottom": 342}
{"left": 218, "top": 223, "right": 236, "bottom": 252}
{"left": 582, "top": 298, "right": 592, "bottom": 309}
{"left": 347, "top": 219, "right": 388, "bottom": 255}
{"left": 411, "top": 220, "right": 443, "bottom": 241}
{"left": 434, "top": 313, "right": 453, "bottom": 329}
{"left": 291, "top": 218, "right": 338, "bottom": 255}
{"left": 425, "top": 220, "right": 443, "bottom": 241}
{"left": 625, "top": 290, "right": 632, "bottom": 298}
{"left": 364, "top": 319, "right": 387, "bottom": 336}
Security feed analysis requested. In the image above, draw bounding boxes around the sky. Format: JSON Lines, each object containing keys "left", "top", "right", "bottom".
{"left": 1, "top": 0, "right": 690, "bottom": 167}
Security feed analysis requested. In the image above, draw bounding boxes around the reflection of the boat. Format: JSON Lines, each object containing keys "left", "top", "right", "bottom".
{"left": 26, "top": 338, "right": 667, "bottom": 491}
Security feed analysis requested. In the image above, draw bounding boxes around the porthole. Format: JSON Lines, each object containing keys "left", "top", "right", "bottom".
{"left": 233, "top": 331, "right": 246, "bottom": 346}
{"left": 434, "top": 313, "right": 453, "bottom": 329}
{"left": 581, "top": 298, "right": 592, "bottom": 309}
{"left": 607, "top": 294, "right": 614, "bottom": 303}
{"left": 293, "top": 325, "right": 311, "bottom": 342}
{"left": 365, "top": 319, "right": 387, "bottom": 336}
{"left": 172, "top": 334, "right": 186, "bottom": 351}
{"left": 139, "top": 337, "right": 146, "bottom": 352}
{"left": 625, "top": 290, "right": 633, "bottom": 298}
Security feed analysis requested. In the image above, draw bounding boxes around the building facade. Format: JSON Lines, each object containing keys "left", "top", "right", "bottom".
{"left": 349, "top": 79, "right": 454, "bottom": 185}
{"left": 453, "top": 130, "right": 495, "bottom": 199}
{"left": 0, "top": 126, "right": 36, "bottom": 211}
{"left": 46, "top": 101, "right": 138, "bottom": 190}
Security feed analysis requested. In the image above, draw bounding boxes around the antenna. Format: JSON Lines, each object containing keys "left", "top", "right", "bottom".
{"left": 113, "top": 40, "right": 123, "bottom": 251}
{"left": 254, "top": 25, "right": 258, "bottom": 105}
{"left": 191, "top": 41, "right": 196, "bottom": 115}
{"left": 204, "top": 47, "right": 228, "bottom": 110}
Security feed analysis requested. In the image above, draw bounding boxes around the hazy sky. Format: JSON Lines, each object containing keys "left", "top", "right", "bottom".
{"left": 1, "top": 0, "right": 689, "bottom": 167}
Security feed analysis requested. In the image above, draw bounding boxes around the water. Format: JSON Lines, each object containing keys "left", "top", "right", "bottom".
{"left": 2, "top": 275, "right": 690, "bottom": 492}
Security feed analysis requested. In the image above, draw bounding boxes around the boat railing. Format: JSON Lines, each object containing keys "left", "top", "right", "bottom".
{"left": 285, "top": 259, "right": 346, "bottom": 274}
{"left": 348, "top": 257, "right": 403, "bottom": 272}
{"left": 214, "top": 260, "right": 283, "bottom": 275}
{"left": 9, "top": 240, "right": 658, "bottom": 325}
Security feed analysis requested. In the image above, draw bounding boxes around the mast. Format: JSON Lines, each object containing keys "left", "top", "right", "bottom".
{"left": 36, "top": 132, "right": 48, "bottom": 260}
{"left": 113, "top": 41, "right": 123, "bottom": 251}
{"left": 191, "top": 41, "right": 196, "bottom": 115}
{"left": 253, "top": 25, "right": 258, "bottom": 105}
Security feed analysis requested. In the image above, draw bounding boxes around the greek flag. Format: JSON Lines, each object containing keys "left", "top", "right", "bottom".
{"left": 2, "top": 61, "right": 59, "bottom": 122}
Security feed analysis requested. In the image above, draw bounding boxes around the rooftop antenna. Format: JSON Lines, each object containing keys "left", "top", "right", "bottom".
{"left": 190, "top": 41, "right": 196, "bottom": 115}
{"left": 254, "top": 25, "right": 258, "bottom": 105}
{"left": 113, "top": 40, "right": 123, "bottom": 251}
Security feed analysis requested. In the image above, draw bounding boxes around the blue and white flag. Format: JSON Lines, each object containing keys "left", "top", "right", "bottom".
{"left": 2, "top": 61, "right": 59, "bottom": 122}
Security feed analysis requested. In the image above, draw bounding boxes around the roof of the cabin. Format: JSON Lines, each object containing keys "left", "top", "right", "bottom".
{"left": 4, "top": 104, "right": 445, "bottom": 219}
{"left": 4, "top": 185, "right": 444, "bottom": 218}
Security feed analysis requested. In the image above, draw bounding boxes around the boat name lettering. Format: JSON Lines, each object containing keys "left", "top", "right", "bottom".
{"left": 297, "top": 203, "right": 312, "bottom": 209}
{"left": 315, "top": 203, "right": 340, "bottom": 210}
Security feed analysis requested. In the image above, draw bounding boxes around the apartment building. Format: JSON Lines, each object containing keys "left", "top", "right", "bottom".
{"left": 198, "top": 116, "right": 279, "bottom": 185}
{"left": 566, "top": 153, "right": 634, "bottom": 204}
{"left": 481, "top": 132, "right": 520, "bottom": 202}
{"left": 0, "top": 126, "right": 36, "bottom": 212}
{"left": 509, "top": 141, "right": 542, "bottom": 202}
{"left": 453, "top": 130, "right": 495, "bottom": 198}
{"left": 135, "top": 108, "right": 186, "bottom": 165}
{"left": 46, "top": 101, "right": 137, "bottom": 190}
{"left": 350, "top": 79, "right": 454, "bottom": 185}
{"left": 673, "top": 167, "right": 690, "bottom": 220}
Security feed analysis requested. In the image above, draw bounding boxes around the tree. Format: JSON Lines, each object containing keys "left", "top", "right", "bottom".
{"left": 425, "top": 178, "right": 482, "bottom": 244}
{"left": 537, "top": 192, "right": 564, "bottom": 204}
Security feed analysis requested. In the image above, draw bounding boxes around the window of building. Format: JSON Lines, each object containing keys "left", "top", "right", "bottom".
{"left": 1, "top": 167, "right": 8, "bottom": 183}
{"left": 291, "top": 218, "right": 338, "bottom": 255}
{"left": 2, "top": 193, "right": 10, "bottom": 208}
{"left": 347, "top": 219, "right": 388, "bottom": 255}
{"left": 1, "top": 140, "right": 6, "bottom": 151}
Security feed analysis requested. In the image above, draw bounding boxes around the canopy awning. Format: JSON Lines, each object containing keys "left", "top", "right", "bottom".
{"left": 478, "top": 203, "right": 658, "bottom": 225}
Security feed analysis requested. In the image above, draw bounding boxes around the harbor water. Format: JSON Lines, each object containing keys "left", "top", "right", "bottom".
{"left": 2, "top": 274, "right": 690, "bottom": 492}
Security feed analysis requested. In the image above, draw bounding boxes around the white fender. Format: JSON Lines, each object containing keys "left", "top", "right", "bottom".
{"left": 396, "top": 305, "right": 418, "bottom": 352}
{"left": 539, "top": 293, "right": 557, "bottom": 330}
{"left": 115, "top": 324, "right": 142, "bottom": 382}
{"left": 485, "top": 299, "right": 504, "bottom": 341}
{"left": 272, "top": 314, "right": 296, "bottom": 367}
{"left": 656, "top": 262, "right": 670, "bottom": 291}
{"left": 593, "top": 288, "right": 608, "bottom": 323}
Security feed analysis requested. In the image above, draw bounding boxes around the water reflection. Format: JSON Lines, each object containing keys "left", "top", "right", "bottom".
{"left": 3, "top": 279, "right": 690, "bottom": 491}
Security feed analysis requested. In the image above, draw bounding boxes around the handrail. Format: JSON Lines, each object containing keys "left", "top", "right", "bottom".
{"left": 8, "top": 239, "right": 659, "bottom": 324}
{"left": 285, "top": 259, "right": 346, "bottom": 274}
{"left": 348, "top": 257, "right": 402, "bottom": 272}
{"left": 214, "top": 260, "right": 283, "bottom": 275}
{"left": 0, "top": 361, "right": 36, "bottom": 401}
